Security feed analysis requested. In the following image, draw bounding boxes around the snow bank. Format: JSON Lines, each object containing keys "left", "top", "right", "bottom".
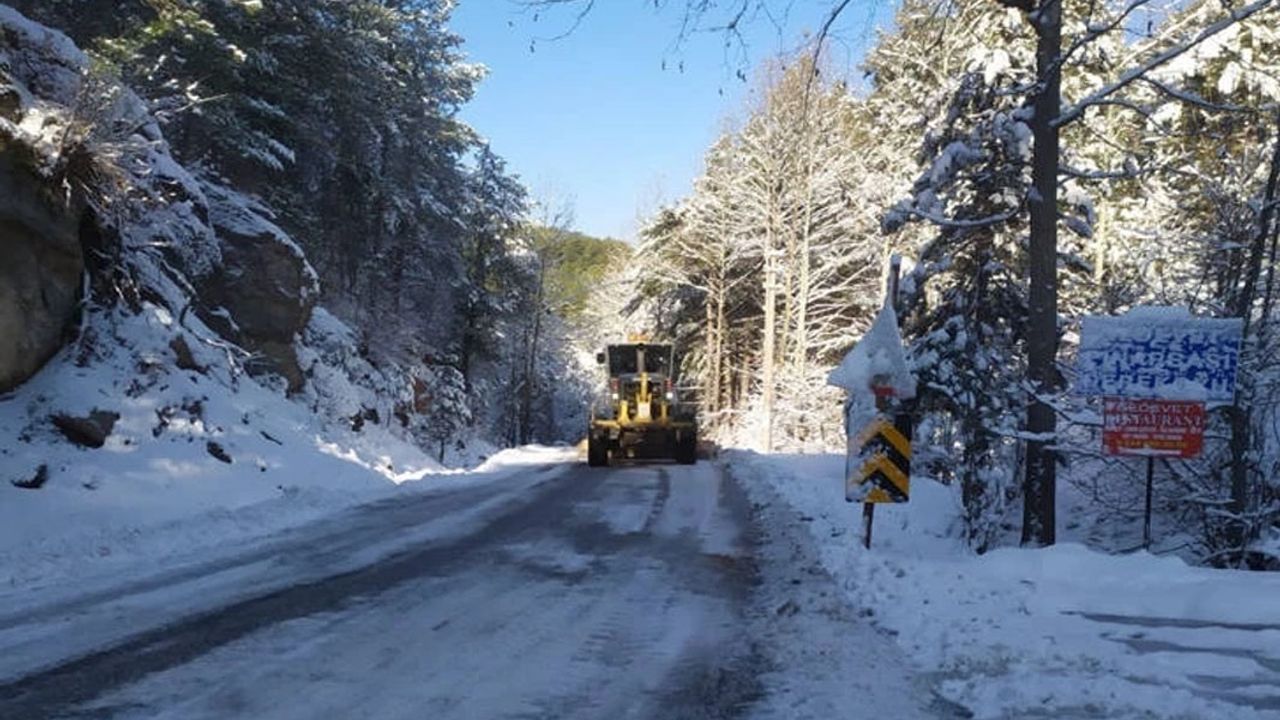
{"left": 0, "top": 301, "right": 431, "bottom": 589}
{"left": 731, "top": 451, "right": 1280, "bottom": 719}
{"left": 0, "top": 298, "right": 571, "bottom": 593}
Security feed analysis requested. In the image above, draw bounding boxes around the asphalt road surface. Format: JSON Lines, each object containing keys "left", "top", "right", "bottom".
{"left": 0, "top": 459, "right": 939, "bottom": 719}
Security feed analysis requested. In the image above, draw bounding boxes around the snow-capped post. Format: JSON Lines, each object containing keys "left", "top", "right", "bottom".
{"left": 828, "top": 256, "right": 916, "bottom": 549}
{"left": 1076, "top": 307, "right": 1243, "bottom": 550}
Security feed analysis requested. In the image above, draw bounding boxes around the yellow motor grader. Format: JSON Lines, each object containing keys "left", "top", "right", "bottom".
{"left": 587, "top": 341, "right": 697, "bottom": 466}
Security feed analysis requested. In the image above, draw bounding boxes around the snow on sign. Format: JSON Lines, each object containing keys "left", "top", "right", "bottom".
{"left": 1103, "top": 398, "right": 1205, "bottom": 458}
{"left": 827, "top": 305, "right": 916, "bottom": 400}
{"left": 1075, "top": 307, "right": 1243, "bottom": 403}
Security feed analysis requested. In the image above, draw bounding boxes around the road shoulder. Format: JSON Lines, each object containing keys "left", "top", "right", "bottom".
{"left": 728, "top": 459, "right": 951, "bottom": 720}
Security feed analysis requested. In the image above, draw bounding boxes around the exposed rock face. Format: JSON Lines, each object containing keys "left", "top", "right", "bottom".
{"left": 199, "top": 183, "right": 319, "bottom": 393}
{"left": 169, "top": 334, "right": 204, "bottom": 372}
{"left": 0, "top": 8, "right": 94, "bottom": 392}
{"left": 0, "top": 149, "right": 83, "bottom": 392}
{"left": 51, "top": 409, "right": 118, "bottom": 448}
{"left": 0, "top": 87, "right": 19, "bottom": 120}
{"left": 0, "top": 7, "right": 316, "bottom": 396}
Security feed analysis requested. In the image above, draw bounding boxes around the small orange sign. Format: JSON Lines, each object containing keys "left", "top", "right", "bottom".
{"left": 1103, "top": 398, "right": 1205, "bottom": 458}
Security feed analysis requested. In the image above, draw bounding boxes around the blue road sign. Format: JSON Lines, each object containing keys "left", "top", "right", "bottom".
{"left": 1076, "top": 311, "right": 1243, "bottom": 402}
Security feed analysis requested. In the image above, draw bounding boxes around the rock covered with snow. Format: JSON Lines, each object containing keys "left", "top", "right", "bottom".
{"left": 0, "top": 4, "right": 85, "bottom": 113}
{"left": 299, "top": 307, "right": 412, "bottom": 423}
{"left": 198, "top": 181, "right": 320, "bottom": 392}
{"left": 0, "top": 5, "right": 532, "bottom": 602}
{"left": 0, "top": 2, "right": 222, "bottom": 391}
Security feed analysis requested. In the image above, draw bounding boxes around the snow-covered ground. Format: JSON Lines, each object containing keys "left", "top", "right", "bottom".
{"left": 0, "top": 299, "right": 574, "bottom": 596}
{"left": 730, "top": 450, "right": 1280, "bottom": 720}
{"left": 0, "top": 448, "right": 577, "bottom": 688}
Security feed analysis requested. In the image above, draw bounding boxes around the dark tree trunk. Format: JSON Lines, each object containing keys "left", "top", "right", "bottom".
{"left": 519, "top": 256, "right": 548, "bottom": 445}
{"left": 1022, "top": 0, "right": 1062, "bottom": 547}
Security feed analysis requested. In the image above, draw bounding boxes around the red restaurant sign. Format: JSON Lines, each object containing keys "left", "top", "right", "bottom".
{"left": 1102, "top": 398, "right": 1206, "bottom": 458}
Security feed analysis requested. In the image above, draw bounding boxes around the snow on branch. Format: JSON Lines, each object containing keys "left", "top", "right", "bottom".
{"left": 1138, "top": 76, "right": 1255, "bottom": 114}
{"left": 1055, "top": 0, "right": 1278, "bottom": 128}
{"left": 887, "top": 205, "right": 1020, "bottom": 230}
{"left": 1059, "top": 159, "right": 1143, "bottom": 180}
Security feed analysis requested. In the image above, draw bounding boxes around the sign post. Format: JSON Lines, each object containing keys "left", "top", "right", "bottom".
{"left": 1152, "top": 453, "right": 1162, "bottom": 548}
{"left": 829, "top": 256, "right": 916, "bottom": 550}
{"left": 1100, "top": 397, "right": 1206, "bottom": 548}
{"left": 1078, "top": 308, "right": 1241, "bottom": 550}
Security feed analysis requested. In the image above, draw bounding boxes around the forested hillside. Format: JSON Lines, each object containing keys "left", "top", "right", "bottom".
{"left": 633, "top": 0, "right": 1280, "bottom": 562}
{"left": 2, "top": 0, "right": 619, "bottom": 455}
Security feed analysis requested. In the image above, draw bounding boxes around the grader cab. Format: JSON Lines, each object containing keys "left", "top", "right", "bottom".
{"left": 587, "top": 341, "right": 697, "bottom": 466}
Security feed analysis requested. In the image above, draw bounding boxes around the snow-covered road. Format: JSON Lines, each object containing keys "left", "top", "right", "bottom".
{"left": 0, "top": 459, "right": 940, "bottom": 719}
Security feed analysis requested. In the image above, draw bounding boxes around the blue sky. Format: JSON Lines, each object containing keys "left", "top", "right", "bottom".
{"left": 451, "top": 1, "right": 893, "bottom": 241}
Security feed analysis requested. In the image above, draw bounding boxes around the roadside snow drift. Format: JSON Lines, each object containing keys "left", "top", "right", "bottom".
{"left": 2, "top": 302, "right": 422, "bottom": 589}
{"left": 732, "top": 451, "right": 1280, "bottom": 720}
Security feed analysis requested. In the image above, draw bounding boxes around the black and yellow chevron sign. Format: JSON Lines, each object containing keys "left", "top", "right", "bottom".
{"left": 847, "top": 414, "right": 911, "bottom": 503}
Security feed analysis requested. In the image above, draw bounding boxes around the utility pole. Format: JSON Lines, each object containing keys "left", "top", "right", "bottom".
{"left": 1022, "top": 0, "right": 1062, "bottom": 547}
